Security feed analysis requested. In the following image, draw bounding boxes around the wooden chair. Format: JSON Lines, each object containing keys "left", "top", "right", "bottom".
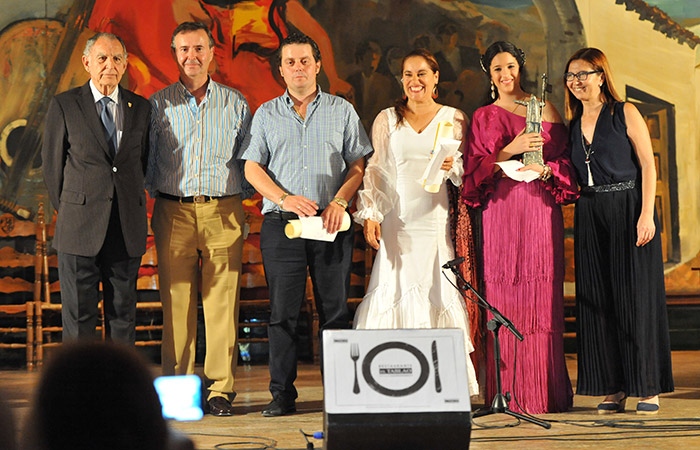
{"left": 32, "top": 203, "right": 69, "bottom": 367}
{"left": 239, "top": 215, "right": 272, "bottom": 360}
{"left": 0, "top": 211, "right": 40, "bottom": 369}
{"left": 0, "top": 302, "right": 34, "bottom": 370}
{"left": 134, "top": 243, "right": 163, "bottom": 348}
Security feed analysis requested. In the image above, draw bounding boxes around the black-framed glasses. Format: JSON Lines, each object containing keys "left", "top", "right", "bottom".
{"left": 564, "top": 70, "right": 602, "bottom": 82}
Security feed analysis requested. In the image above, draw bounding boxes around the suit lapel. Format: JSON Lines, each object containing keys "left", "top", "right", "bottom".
{"left": 78, "top": 83, "right": 112, "bottom": 157}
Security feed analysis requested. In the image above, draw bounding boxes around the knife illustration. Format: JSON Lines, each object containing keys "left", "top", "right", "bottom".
{"left": 432, "top": 340, "right": 441, "bottom": 393}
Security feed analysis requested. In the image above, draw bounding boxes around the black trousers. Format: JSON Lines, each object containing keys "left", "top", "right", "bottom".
{"left": 260, "top": 213, "right": 353, "bottom": 400}
{"left": 58, "top": 201, "right": 141, "bottom": 344}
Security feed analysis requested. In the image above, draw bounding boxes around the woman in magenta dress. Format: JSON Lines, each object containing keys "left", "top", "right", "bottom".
{"left": 461, "top": 41, "right": 578, "bottom": 414}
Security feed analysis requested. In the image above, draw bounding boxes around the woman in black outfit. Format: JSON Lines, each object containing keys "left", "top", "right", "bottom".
{"left": 563, "top": 47, "right": 674, "bottom": 415}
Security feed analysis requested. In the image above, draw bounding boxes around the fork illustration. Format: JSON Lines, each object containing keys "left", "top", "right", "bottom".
{"left": 350, "top": 343, "right": 360, "bottom": 394}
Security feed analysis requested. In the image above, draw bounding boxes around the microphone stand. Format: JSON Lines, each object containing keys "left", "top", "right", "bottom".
{"left": 445, "top": 263, "right": 551, "bottom": 429}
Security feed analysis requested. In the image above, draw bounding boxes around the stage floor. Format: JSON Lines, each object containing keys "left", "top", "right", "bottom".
{"left": 3, "top": 351, "right": 700, "bottom": 449}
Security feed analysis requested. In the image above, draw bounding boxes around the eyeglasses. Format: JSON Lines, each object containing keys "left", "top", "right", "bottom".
{"left": 564, "top": 70, "right": 602, "bottom": 82}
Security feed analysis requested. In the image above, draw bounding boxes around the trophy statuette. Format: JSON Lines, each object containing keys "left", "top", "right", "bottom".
{"left": 515, "top": 74, "right": 549, "bottom": 167}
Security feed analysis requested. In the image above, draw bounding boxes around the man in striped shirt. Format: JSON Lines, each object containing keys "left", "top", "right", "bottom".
{"left": 242, "top": 33, "right": 373, "bottom": 417}
{"left": 146, "top": 22, "right": 251, "bottom": 417}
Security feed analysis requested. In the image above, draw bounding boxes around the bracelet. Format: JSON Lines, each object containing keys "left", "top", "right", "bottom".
{"left": 332, "top": 197, "right": 348, "bottom": 209}
{"left": 278, "top": 192, "right": 289, "bottom": 208}
{"left": 539, "top": 164, "right": 552, "bottom": 182}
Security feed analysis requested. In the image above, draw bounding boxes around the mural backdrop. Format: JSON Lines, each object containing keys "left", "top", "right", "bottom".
{"left": 3, "top": 0, "right": 700, "bottom": 297}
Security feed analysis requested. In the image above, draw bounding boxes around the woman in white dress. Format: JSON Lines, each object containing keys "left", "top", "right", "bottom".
{"left": 353, "top": 48, "right": 478, "bottom": 395}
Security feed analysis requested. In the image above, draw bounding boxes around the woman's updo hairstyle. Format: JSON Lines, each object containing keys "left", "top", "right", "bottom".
{"left": 479, "top": 41, "right": 526, "bottom": 73}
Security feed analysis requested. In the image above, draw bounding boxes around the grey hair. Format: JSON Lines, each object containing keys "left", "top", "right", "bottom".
{"left": 83, "top": 32, "right": 128, "bottom": 58}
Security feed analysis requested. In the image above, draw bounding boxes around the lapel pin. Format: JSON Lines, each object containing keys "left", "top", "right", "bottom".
{"left": 128, "top": 102, "right": 132, "bottom": 108}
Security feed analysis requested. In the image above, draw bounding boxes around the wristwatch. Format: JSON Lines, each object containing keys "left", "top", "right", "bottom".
{"left": 332, "top": 197, "right": 348, "bottom": 209}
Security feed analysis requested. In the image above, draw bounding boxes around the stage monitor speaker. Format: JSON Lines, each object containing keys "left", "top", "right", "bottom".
{"left": 322, "top": 328, "right": 471, "bottom": 450}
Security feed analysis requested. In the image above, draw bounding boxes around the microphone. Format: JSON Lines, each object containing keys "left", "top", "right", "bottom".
{"left": 442, "top": 257, "right": 464, "bottom": 269}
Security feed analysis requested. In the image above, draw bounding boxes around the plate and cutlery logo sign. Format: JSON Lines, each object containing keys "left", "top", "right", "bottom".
{"left": 324, "top": 329, "right": 471, "bottom": 414}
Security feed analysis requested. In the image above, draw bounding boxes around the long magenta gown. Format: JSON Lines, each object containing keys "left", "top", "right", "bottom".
{"left": 462, "top": 104, "right": 578, "bottom": 414}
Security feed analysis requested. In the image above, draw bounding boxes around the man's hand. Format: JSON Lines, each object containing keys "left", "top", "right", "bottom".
{"left": 282, "top": 195, "right": 318, "bottom": 217}
{"left": 321, "top": 201, "right": 346, "bottom": 234}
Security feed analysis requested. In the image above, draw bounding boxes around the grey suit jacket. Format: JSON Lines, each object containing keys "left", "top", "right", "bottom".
{"left": 42, "top": 82, "right": 150, "bottom": 258}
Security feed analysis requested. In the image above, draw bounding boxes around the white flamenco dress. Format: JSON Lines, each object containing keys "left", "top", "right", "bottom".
{"left": 353, "top": 106, "right": 478, "bottom": 395}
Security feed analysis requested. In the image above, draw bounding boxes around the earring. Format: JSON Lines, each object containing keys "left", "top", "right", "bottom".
{"left": 432, "top": 85, "right": 438, "bottom": 99}
{"left": 490, "top": 80, "right": 496, "bottom": 100}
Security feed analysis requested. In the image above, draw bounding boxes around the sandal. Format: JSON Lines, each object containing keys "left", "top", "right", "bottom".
{"left": 597, "top": 393, "right": 627, "bottom": 414}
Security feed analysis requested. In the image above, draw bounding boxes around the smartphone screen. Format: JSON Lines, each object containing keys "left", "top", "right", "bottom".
{"left": 154, "top": 374, "right": 204, "bottom": 421}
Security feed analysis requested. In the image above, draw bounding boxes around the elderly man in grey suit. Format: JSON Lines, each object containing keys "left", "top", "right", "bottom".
{"left": 42, "top": 32, "right": 150, "bottom": 344}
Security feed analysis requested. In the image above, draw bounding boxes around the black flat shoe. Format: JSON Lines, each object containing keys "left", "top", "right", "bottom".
{"left": 597, "top": 395, "right": 627, "bottom": 414}
{"left": 261, "top": 397, "right": 296, "bottom": 417}
{"left": 636, "top": 401, "right": 660, "bottom": 415}
{"left": 208, "top": 396, "right": 234, "bottom": 416}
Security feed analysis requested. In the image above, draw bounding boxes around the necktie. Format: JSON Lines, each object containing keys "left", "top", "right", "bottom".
{"left": 99, "top": 97, "right": 117, "bottom": 156}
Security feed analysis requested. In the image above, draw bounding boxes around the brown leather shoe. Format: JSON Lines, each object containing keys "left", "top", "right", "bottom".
{"left": 207, "top": 396, "right": 234, "bottom": 416}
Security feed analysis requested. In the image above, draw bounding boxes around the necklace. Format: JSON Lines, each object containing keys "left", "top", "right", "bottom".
{"left": 407, "top": 103, "right": 441, "bottom": 134}
{"left": 581, "top": 129, "right": 595, "bottom": 186}
{"left": 496, "top": 98, "right": 523, "bottom": 114}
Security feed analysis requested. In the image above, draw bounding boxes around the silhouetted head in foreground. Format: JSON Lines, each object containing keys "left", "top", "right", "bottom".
{"left": 24, "top": 341, "right": 170, "bottom": 450}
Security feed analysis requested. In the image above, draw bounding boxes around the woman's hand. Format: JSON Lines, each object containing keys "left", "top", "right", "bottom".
{"left": 364, "top": 219, "right": 382, "bottom": 250}
{"left": 519, "top": 163, "right": 551, "bottom": 182}
{"left": 519, "top": 163, "right": 545, "bottom": 174}
{"left": 636, "top": 214, "right": 656, "bottom": 247}
{"left": 440, "top": 156, "right": 454, "bottom": 171}
{"left": 502, "top": 128, "right": 544, "bottom": 158}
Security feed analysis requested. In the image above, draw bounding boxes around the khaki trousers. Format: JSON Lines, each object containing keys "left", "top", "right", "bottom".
{"left": 152, "top": 195, "right": 244, "bottom": 399}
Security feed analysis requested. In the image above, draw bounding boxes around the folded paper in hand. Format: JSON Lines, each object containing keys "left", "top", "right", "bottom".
{"left": 284, "top": 211, "right": 351, "bottom": 242}
{"left": 495, "top": 160, "right": 540, "bottom": 183}
{"left": 420, "top": 138, "right": 462, "bottom": 193}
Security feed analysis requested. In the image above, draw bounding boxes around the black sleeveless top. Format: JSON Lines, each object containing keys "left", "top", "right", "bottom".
{"left": 569, "top": 102, "right": 640, "bottom": 187}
